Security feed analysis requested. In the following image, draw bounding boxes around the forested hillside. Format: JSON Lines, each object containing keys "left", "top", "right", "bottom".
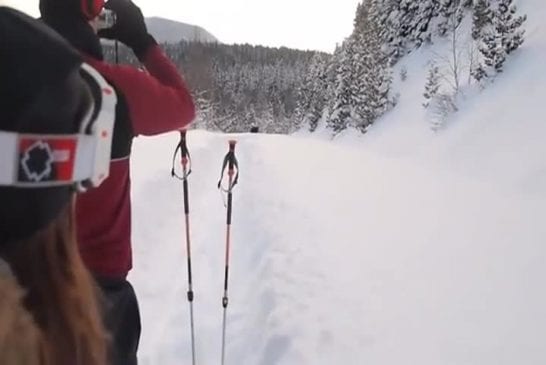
{"left": 105, "top": 0, "right": 526, "bottom": 136}
{"left": 103, "top": 42, "right": 320, "bottom": 133}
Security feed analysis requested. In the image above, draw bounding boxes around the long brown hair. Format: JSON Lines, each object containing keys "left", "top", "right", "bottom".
{"left": 0, "top": 270, "right": 41, "bottom": 364}
{"left": 0, "top": 199, "right": 107, "bottom": 365}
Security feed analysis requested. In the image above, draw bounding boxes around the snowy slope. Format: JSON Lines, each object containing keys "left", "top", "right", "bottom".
{"left": 340, "top": 0, "right": 546, "bottom": 194}
{"left": 128, "top": 0, "right": 546, "bottom": 364}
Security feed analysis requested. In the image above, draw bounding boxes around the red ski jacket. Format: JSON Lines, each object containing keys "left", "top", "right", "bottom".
{"left": 76, "top": 45, "right": 195, "bottom": 279}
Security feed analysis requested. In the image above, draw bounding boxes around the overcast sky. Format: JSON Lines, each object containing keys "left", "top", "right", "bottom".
{"left": 1, "top": 0, "right": 360, "bottom": 52}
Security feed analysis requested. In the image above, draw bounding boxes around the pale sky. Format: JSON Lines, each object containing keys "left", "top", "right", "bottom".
{"left": 1, "top": 0, "right": 360, "bottom": 52}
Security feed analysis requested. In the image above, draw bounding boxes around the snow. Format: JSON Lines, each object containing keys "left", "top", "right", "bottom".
{"left": 128, "top": 1, "right": 546, "bottom": 363}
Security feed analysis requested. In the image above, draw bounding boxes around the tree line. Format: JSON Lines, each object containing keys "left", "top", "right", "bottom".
{"left": 104, "top": 0, "right": 526, "bottom": 135}
{"left": 296, "top": 0, "right": 527, "bottom": 134}
{"left": 103, "top": 41, "right": 319, "bottom": 133}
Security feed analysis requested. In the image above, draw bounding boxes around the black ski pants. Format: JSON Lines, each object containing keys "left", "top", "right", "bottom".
{"left": 95, "top": 276, "right": 141, "bottom": 365}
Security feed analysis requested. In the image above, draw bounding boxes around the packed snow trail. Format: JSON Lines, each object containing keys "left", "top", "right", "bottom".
{"left": 128, "top": 130, "right": 546, "bottom": 365}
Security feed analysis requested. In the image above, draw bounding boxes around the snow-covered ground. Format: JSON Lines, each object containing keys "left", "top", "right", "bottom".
{"left": 130, "top": 127, "right": 545, "bottom": 365}
{"left": 129, "top": 1, "right": 546, "bottom": 364}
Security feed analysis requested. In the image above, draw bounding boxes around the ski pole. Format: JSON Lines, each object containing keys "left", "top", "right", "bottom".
{"left": 171, "top": 130, "right": 196, "bottom": 365}
{"left": 217, "top": 140, "right": 239, "bottom": 365}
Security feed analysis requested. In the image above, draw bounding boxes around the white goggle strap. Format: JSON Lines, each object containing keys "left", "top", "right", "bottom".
{"left": 0, "top": 63, "right": 116, "bottom": 190}
{"left": 80, "top": 63, "right": 117, "bottom": 190}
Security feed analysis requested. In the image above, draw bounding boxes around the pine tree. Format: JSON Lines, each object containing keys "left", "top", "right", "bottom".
{"left": 326, "top": 2, "right": 368, "bottom": 134}
{"left": 438, "top": 0, "right": 464, "bottom": 36}
{"left": 295, "top": 53, "right": 330, "bottom": 132}
{"left": 497, "top": 0, "right": 527, "bottom": 54}
{"left": 472, "top": 0, "right": 492, "bottom": 40}
{"left": 307, "top": 55, "right": 329, "bottom": 132}
{"left": 398, "top": 0, "right": 419, "bottom": 40}
{"left": 423, "top": 63, "right": 441, "bottom": 108}
{"left": 327, "top": 0, "right": 392, "bottom": 135}
{"left": 321, "top": 45, "right": 341, "bottom": 123}
{"left": 261, "top": 103, "right": 276, "bottom": 132}
{"left": 240, "top": 105, "right": 257, "bottom": 133}
{"left": 471, "top": 62, "right": 488, "bottom": 82}
{"left": 357, "top": 0, "right": 392, "bottom": 132}
{"left": 413, "top": 0, "right": 440, "bottom": 46}
{"left": 479, "top": 0, "right": 526, "bottom": 74}
{"left": 353, "top": 1, "right": 367, "bottom": 29}
{"left": 350, "top": 34, "right": 373, "bottom": 131}
{"left": 351, "top": 1, "right": 378, "bottom": 130}
{"left": 294, "top": 66, "right": 313, "bottom": 128}
{"left": 479, "top": 31, "right": 505, "bottom": 72}
{"left": 381, "top": 0, "right": 408, "bottom": 63}
{"left": 327, "top": 38, "right": 356, "bottom": 134}
{"left": 194, "top": 92, "right": 219, "bottom": 131}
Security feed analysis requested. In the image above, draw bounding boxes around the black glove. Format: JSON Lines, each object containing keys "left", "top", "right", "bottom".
{"left": 97, "top": 0, "right": 156, "bottom": 58}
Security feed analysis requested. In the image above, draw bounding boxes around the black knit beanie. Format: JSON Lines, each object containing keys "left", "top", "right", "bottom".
{"left": 0, "top": 7, "right": 91, "bottom": 243}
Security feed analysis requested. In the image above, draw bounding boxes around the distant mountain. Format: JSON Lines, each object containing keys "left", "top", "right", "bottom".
{"left": 145, "top": 17, "right": 218, "bottom": 44}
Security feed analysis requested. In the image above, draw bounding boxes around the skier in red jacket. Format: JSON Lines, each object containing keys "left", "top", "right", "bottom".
{"left": 40, "top": 0, "right": 196, "bottom": 363}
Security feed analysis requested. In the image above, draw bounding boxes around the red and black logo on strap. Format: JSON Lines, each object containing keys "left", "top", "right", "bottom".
{"left": 18, "top": 137, "right": 77, "bottom": 184}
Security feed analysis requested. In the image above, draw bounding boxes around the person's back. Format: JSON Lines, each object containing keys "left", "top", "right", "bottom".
{"left": 40, "top": 0, "right": 196, "bottom": 363}
{"left": 0, "top": 7, "right": 117, "bottom": 363}
{"left": 40, "top": 0, "right": 195, "bottom": 279}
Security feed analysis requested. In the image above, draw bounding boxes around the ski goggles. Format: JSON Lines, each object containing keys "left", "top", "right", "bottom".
{"left": 0, "top": 64, "right": 116, "bottom": 191}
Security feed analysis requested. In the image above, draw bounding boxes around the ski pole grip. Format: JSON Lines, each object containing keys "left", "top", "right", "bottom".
{"left": 180, "top": 130, "right": 188, "bottom": 158}
{"left": 228, "top": 140, "right": 237, "bottom": 151}
{"left": 228, "top": 140, "right": 237, "bottom": 171}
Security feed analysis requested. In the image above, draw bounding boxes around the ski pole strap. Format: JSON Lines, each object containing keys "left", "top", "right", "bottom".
{"left": 171, "top": 130, "right": 192, "bottom": 180}
{"left": 217, "top": 140, "right": 239, "bottom": 191}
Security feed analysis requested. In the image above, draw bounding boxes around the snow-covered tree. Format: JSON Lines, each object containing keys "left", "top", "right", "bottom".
{"left": 413, "top": 0, "right": 440, "bottom": 46}
{"left": 328, "top": 0, "right": 392, "bottom": 134}
{"left": 471, "top": 62, "right": 488, "bottom": 82}
{"left": 379, "top": 0, "right": 447, "bottom": 64}
{"left": 357, "top": 0, "right": 392, "bottom": 132}
{"left": 398, "top": 0, "right": 419, "bottom": 41}
{"left": 438, "top": 0, "right": 465, "bottom": 36}
{"left": 423, "top": 63, "right": 441, "bottom": 108}
{"left": 294, "top": 71, "right": 313, "bottom": 127}
{"left": 472, "top": 0, "right": 492, "bottom": 40}
{"left": 295, "top": 53, "right": 330, "bottom": 132}
{"left": 428, "top": 93, "right": 457, "bottom": 131}
{"left": 380, "top": 0, "right": 408, "bottom": 63}
{"left": 400, "top": 66, "right": 408, "bottom": 82}
{"left": 260, "top": 104, "right": 276, "bottom": 132}
{"left": 327, "top": 38, "right": 356, "bottom": 134}
{"left": 479, "top": 0, "right": 526, "bottom": 73}
{"left": 239, "top": 104, "right": 257, "bottom": 133}
{"left": 497, "top": 0, "right": 527, "bottom": 55}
